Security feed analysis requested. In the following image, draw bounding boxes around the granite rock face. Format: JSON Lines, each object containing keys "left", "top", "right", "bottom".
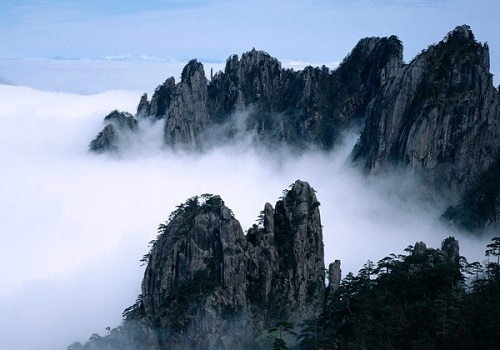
{"left": 77, "top": 180, "right": 330, "bottom": 349}
{"left": 87, "top": 25, "right": 499, "bottom": 229}
{"left": 244, "top": 180, "right": 326, "bottom": 326}
{"left": 327, "top": 260, "right": 342, "bottom": 294}
{"left": 206, "top": 39, "right": 402, "bottom": 148}
{"left": 163, "top": 60, "right": 211, "bottom": 150}
{"left": 352, "top": 26, "right": 499, "bottom": 187}
{"left": 90, "top": 37, "right": 402, "bottom": 151}
{"left": 89, "top": 110, "right": 138, "bottom": 153}
{"left": 351, "top": 25, "right": 500, "bottom": 229}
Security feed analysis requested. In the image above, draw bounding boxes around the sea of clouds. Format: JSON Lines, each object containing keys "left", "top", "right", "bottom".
{"left": 0, "top": 59, "right": 492, "bottom": 350}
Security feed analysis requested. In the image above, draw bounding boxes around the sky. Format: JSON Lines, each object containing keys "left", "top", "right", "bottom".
{"left": 0, "top": 0, "right": 499, "bottom": 88}
{"left": 0, "top": 1, "right": 499, "bottom": 350}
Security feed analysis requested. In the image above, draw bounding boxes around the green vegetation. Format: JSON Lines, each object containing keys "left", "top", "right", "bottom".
{"left": 298, "top": 236, "right": 500, "bottom": 350}
{"left": 442, "top": 157, "right": 500, "bottom": 230}
{"left": 161, "top": 269, "right": 220, "bottom": 332}
{"left": 70, "top": 227, "right": 500, "bottom": 350}
{"left": 256, "top": 321, "right": 297, "bottom": 350}
{"left": 122, "top": 295, "right": 145, "bottom": 321}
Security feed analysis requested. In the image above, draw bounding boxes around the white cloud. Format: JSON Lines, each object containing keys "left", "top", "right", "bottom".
{"left": 0, "top": 61, "right": 493, "bottom": 349}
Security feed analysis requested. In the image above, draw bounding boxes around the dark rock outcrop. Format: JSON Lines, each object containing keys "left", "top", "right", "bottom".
{"left": 75, "top": 180, "right": 331, "bottom": 350}
{"left": 206, "top": 40, "right": 402, "bottom": 148}
{"left": 89, "top": 110, "right": 138, "bottom": 153}
{"left": 148, "top": 77, "right": 176, "bottom": 119}
{"left": 327, "top": 260, "right": 342, "bottom": 294}
{"left": 140, "top": 194, "right": 250, "bottom": 348}
{"left": 91, "top": 38, "right": 402, "bottom": 151}
{"left": 412, "top": 237, "right": 460, "bottom": 266}
{"left": 352, "top": 26, "right": 499, "bottom": 187}
{"left": 163, "top": 60, "right": 211, "bottom": 149}
{"left": 89, "top": 124, "right": 118, "bottom": 153}
{"left": 351, "top": 25, "right": 500, "bottom": 230}
{"left": 136, "top": 93, "right": 150, "bottom": 118}
{"left": 244, "top": 180, "right": 325, "bottom": 324}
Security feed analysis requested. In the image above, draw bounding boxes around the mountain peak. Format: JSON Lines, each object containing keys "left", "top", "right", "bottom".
{"left": 180, "top": 59, "right": 205, "bottom": 84}
{"left": 447, "top": 24, "right": 475, "bottom": 42}
{"left": 77, "top": 180, "right": 328, "bottom": 349}
{"left": 88, "top": 25, "right": 499, "bottom": 230}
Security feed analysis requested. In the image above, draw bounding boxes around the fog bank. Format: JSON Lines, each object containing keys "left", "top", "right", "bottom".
{"left": 0, "top": 83, "right": 491, "bottom": 350}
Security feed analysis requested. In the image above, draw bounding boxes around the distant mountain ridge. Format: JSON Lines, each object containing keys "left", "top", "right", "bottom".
{"left": 89, "top": 25, "right": 499, "bottom": 230}
{"left": 90, "top": 37, "right": 402, "bottom": 152}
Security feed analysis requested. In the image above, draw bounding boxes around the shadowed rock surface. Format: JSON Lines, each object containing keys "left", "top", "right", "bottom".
{"left": 89, "top": 110, "right": 138, "bottom": 153}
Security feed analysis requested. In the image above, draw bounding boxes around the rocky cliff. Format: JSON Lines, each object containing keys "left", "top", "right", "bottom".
{"left": 89, "top": 110, "right": 138, "bottom": 153}
{"left": 90, "top": 37, "right": 401, "bottom": 152}
{"left": 88, "top": 25, "right": 499, "bottom": 230}
{"left": 73, "top": 180, "right": 329, "bottom": 349}
{"left": 351, "top": 25, "right": 500, "bottom": 229}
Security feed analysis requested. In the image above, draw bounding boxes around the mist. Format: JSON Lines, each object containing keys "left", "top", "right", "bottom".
{"left": 0, "top": 68, "right": 492, "bottom": 350}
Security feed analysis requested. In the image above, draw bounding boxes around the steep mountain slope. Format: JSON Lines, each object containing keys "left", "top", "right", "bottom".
{"left": 352, "top": 25, "right": 500, "bottom": 229}
{"left": 88, "top": 25, "right": 499, "bottom": 231}
{"left": 73, "top": 180, "right": 331, "bottom": 349}
{"left": 90, "top": 37, "right": 402, "bottom": 152}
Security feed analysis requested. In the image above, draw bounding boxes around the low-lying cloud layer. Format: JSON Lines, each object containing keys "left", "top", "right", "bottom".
{"left": 0, "top": 82, "right": 492, "bottom": 350}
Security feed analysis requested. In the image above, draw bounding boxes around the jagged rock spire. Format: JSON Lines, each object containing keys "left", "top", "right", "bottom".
{"left": 137, "top": 180, "right": 326, "bottom": 349}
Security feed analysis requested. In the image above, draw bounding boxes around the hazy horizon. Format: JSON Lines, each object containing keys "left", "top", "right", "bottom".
{"left": 1, "top": 0, "right": 500, "bottom": 89}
